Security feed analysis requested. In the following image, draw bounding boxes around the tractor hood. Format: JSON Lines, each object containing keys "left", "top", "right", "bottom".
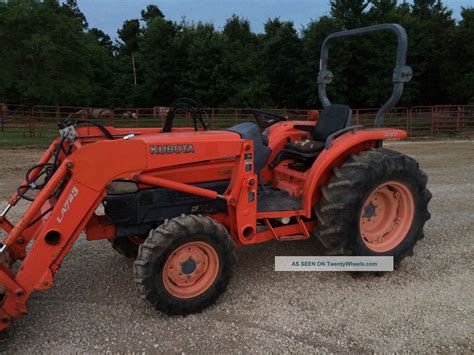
{"left": 139, "top": 130, "right": 245, "bottom": 169}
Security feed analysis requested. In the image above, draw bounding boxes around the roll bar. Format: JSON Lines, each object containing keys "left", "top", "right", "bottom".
{"left": 317, "top": 23, "right": 413, "bottom": 128}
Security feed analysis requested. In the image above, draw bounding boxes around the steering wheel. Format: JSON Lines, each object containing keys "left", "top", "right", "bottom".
{"left": 246, "top": 108, "right": 287, "bottom": 129}
{"left": 162, "top": 98, "right": 208, "bottom": 133}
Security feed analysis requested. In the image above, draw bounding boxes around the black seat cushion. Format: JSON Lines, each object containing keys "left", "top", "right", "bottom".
{"left": 284, "top": 140, "right": 325, "bottom": 158}
{"left": 273, "top": 105, "right": 352, "bottom": 171}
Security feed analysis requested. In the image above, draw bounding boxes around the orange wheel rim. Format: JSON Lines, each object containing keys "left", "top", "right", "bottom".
{"left": 163, "top": 241, "right": 219, "bottom": 299}
{"left": 359, "top": 181, "right": 415, "bottom": 253}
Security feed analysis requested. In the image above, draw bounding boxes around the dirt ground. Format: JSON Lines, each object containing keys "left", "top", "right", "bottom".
{"left": 0, "top": 141, "right": 472, "bottom": 353}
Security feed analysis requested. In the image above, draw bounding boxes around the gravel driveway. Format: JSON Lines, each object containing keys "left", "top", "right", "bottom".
{"left": 0, "top": 140, "right": 472, "bottom": 353}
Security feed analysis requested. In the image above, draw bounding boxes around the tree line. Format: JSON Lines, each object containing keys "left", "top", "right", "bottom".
{"left": 0, "top": 0, "right": 472, "bottom": 109}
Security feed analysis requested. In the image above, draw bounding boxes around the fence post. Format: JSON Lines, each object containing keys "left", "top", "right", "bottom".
{"left": 111, "top": 110, "right": 115, "bottom": 126}
{"left": 29, "top": 107, "right": 33, "bottom": 138}
{"left": 407, "top": 108, "right": 411, "bottom": 138}
{"left": 457, "top": 106, "right": 461, "bottom": 132}
{"left": 430, "top": 107, "right": 434, "bottom": 136}
{"left": 0, "top": 103, "right": 4, "bottom": 132}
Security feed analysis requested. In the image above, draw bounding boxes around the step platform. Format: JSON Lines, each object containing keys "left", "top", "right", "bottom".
{"left": 257, "top": 188, "right": 302, "bottom": 212}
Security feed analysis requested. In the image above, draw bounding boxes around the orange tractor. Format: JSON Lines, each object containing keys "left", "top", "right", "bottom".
{"left": 0, "top": 24, "right": 430, "bottom": 331}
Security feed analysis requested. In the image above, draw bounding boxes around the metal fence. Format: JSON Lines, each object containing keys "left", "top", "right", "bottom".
{"left": 1, "top": 104, "right": 473, "bottom": 142}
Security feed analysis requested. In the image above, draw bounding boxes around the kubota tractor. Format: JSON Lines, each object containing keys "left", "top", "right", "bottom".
{"left": 0, "top": 24, "right": 431, "bottom": 331}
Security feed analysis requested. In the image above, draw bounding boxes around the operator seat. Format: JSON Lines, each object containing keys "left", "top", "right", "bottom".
{"left": 226, "top": 122, "right": 272, "bottom": 174}
{"left": 280, "top": 104, "right": 352, "bottom": 170}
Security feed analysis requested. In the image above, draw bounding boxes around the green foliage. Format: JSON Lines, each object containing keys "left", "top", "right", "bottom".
{"left": 259, "top": 19, "right": 306, "bottom": 107}
{"left": 89, "top": 28, "right": 114, "bottom": 54}
{"left": 220, "top": 16, "right": 268, "bottom": 107}
{"left": 137, "top": 17, "right": 181, "bottom": 106}
{"left": 0, "top": 0, "right": 110, "bottom": 105}
{"left": 117, "top": 19, "right": 141, "bottom": 55}
{"left": 0, "top": 0, "right": 472, "bottom": 108}
{"left": 172, "top": 23, "right": 226, "bottom": 106}
{"left": 141, "top": 4, "right": 165, "bottom": 24}
{"left": 446, "top": 7, "right": 474, "bottom": 104}
{"left": 330, "top": 0, "right": 369, "bottom": 28}
{"left": 62, "top": 0, "right": 88, "bottom": 29}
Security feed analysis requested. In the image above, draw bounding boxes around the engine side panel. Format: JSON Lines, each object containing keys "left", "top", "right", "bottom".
{"left": 104, "top": 180, "right": 229, "bottom": 226}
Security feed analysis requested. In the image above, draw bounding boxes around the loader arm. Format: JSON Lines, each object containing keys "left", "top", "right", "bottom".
{"left": 0, "top": 138, "right": 148, "bottom": 328}
{"left": 0, "top": 126, "right": 258, "bottom": 330}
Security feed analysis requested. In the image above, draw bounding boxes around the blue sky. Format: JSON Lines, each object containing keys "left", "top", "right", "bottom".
{"left": 76, "top": 0, "right": 471, "bottom": 39}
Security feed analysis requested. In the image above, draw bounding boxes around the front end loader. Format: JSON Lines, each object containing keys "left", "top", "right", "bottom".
{"left": 0, "top": 24, "right": 431, "bottom": 331}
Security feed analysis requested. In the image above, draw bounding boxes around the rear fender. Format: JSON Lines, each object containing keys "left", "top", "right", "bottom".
{"left": 301, "top": 128, "right": 406, "bottom": 216}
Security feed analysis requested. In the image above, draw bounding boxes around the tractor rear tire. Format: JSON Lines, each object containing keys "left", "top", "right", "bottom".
{"left": 314, "top": 148, "right": 431, "bottom": 267}
{"left": 134, "top": 215, "right": 236, "bottom": 315}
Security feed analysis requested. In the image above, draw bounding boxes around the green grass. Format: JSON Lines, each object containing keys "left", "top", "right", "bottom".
{"left": 0, "top": 131, "right": 53, "bottom": 147}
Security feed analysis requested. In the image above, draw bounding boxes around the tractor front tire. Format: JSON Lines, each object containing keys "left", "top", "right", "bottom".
{"left": 134, "top": 215, "right": 236, "bottom": 315}
{"left": 314, "top": 148, "right": 431, "bottom": 267}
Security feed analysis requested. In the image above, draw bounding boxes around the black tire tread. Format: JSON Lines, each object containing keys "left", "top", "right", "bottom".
{"left": 314, "top": 148, "right": 432, "bottom": 266}
{"left": 134, "top": 214, "right": 236, "bottom": 315}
